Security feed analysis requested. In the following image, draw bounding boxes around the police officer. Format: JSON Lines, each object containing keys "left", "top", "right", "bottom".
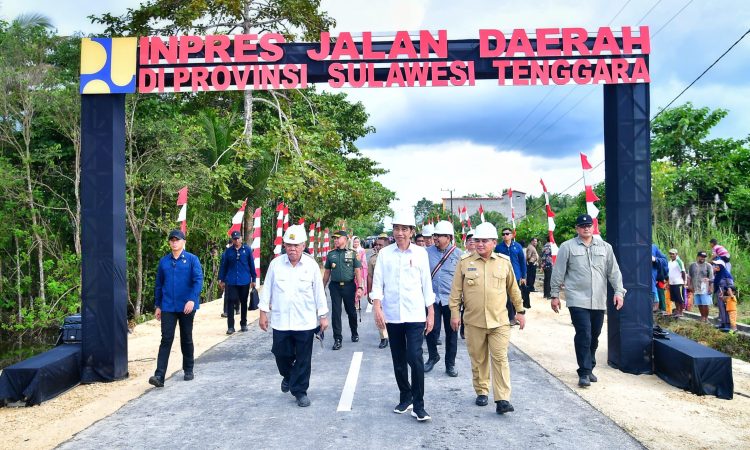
{"left": 323, "top": 230, "right": 363, "bottom": 350}
{"left": 450, "top": 222, "right": 525, "bottom": 415}
{"left": 219, "top": 230, "right": 256, "bottom": 334}
{"left": 149, "top": 230, "right": 204, "bottom": 388}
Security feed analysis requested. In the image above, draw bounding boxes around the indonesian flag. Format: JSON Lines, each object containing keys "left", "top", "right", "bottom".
{"left": 308, "top": 223, "right": 316, "bottom": 256}
{"left": 283, "top": 205, "right": 290, "bottom": 232}
{"left": 322, "top": 228, "right": 330, "bottom": 263}
{"left": 227, "top": 198, "right": 247, "bottom": 237}
{"left": 479, "top": 203, "right": 485, "bottom": 223}
{"left": 508, "top": 188, "right": 516, "bottom": 237}
{"left": 298, "top": 217, "right": 305, "bottom": 227}
{"left": 251, "top": 208, "right": 262, "bottom": 282}
{"left": 176, "top": 186, "right": 188, "bottom": 234}
{"left": 580, "top": 152, "right": 601, "bottom": 236}
{"left": 460, "top": 206, "right": 467, "bottom": 244}
{"left": 273, "top": 203, "right": 284, "bottom": 258}
{"left": 540, "top": 179, "right": 559, "bottom": 264}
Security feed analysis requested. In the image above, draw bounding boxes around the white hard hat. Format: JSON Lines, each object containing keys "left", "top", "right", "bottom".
{"left": 473, "top": 222, "right": 498, "bottom": 239}
{"left": 433, "top": 220, "right": 454, "bottom": 236}
{"left": 422, "top": 224, "right": 435, "bottom": 237}
{"left": 283, "top": 224, "right": 307, "bottom": 244}
{"left": 392, "top": 210, "right": 416, "bottom": 227}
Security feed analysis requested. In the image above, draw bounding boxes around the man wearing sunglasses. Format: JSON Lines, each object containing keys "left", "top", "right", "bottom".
{"left": 219, "top": 230, "right": 257, "bottom": 334}
{"left": 550, "top": 214, "right": 626, "bottom": 388}
{"left": 149, "top": 230, "right": 204, "bottom": 388}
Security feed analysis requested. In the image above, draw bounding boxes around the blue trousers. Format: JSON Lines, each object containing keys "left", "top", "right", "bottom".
{"left": 569, "top": 307, "right": 605, "bottom": 377}
{"left": 386, "top": 322, "right": 426, "bottom": 410}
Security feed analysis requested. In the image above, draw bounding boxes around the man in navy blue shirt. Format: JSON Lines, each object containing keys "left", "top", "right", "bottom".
{"left": 219, "top": 230, "right": 257, "bottom": 334}
{"left": 494, "top": 228, "right": 526, "bottom": 323}
{"left": 149, "top": 230, "right": 204, "bottom": 388}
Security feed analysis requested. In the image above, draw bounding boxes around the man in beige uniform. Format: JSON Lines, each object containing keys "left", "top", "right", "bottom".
{"left": 450, "top": 222, "right": 526, "bottom": 415}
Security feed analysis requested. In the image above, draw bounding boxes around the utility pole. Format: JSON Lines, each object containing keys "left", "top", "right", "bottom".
{"left": 441, "top": 188, "right": 455, "bottom": 218}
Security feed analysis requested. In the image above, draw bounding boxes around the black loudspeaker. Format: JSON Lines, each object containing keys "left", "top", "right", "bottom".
{"left": 58, "top": 314, "right": 83, "bottom": 345}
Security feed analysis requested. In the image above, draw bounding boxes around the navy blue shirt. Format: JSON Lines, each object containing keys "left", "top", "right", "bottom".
{"left": 494, "top": 240, "right": 526, "bottom": 281}
{"left": 218, "top": 244, "right": 256, "bottom": 286}
{"left": 154, "top": 250, "right": 204, "bottom": 312}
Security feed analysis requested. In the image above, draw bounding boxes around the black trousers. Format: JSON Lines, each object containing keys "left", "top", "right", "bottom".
{"left": 569, "top": 307, "right": 605, "bottom": 377}
{"left": 272, "top": 328, "right": 315, "bottom": 397}
{"left": 526, "top": 264, "right": 537, "bottom": 292}
{"left": 543, "top": 267, "right": 552, "bottom": 298}
{"left": 386, "top": 322, "right": 426, "bottom": 410}
{"left": 225, "top": 283, "right": 250, "bottom": 329}
{"left": 155, "top": 310, "right": 195, "bottom": 379}
{"left": 330, "top": 281, "right": 357, "bottom": 341}
{"left": 507, "top": 278, "right": 521, "bottom": 322}
{"left": 426, "top": 304, "right": 457, "bottom": 367}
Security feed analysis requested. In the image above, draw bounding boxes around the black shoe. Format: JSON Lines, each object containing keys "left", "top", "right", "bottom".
{"left": 332, "top": 339, "right": 342, "bottom": 350}
{"left": 589, "top": 373, "right": 598, "bottom": 383}
{"left": 411, "top": 408, "right": 432, "bottom": 421}
{"left": 393, "top": 400, "right": 413, "bottom": 414}
{"left": 281, "top": 378, "right": 290, "bottom": 393}
{"left": 446, "top": 366, "right": 458, "bottom": 377}
{"left": 351, "top": 334, "right": 360, "bottom": 342}
{"left": 460, "top": 331, "right": 465, "bottom": 339}
{"left": 148, "top": 376, "right": 164, "bottom": 388}
{"left": 496, "top": 400, "right": 515, "bottom": 414}
{"left": 220, "top": 313, "right": 227, "bottom": 318}
{"left": 379, "top": 338, "right": 389, "bottom": 349}
{"left": 424, "top": 356, "right": 440, "bottom": 373}
{"left": 578, "top": 375, "right": 591, "bottom": 387}
{"left": 475, "top": 395, "right": 489, "bottom": 406}
{"left": 436, "top": 339, "right": 442, "bottom": 346}
{"left": 184, "top": 371, "right": 194, "bottom": 381}
{"left": 226, "top": 328, "right": 235, "bottom": 335}
{"left": 296, "top": 394, "right": 311, "bottom": 407}
{"left": 240, "top": 326, "right": 248, "bottom": 332}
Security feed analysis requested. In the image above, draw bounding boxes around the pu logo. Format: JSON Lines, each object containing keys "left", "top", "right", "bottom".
{"left": 80, "top": 37, "right": 137, "bottom": 94}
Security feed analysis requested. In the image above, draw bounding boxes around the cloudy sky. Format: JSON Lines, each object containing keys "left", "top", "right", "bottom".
{"left": 3, "top": 0, "right": 749, "bottom": 214}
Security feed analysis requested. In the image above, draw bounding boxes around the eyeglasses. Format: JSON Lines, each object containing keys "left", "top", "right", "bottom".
{"left": 502, "top": 232, "right": 512, "bottom": 236}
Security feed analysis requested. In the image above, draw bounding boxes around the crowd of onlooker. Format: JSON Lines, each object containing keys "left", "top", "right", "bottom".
{"left": 651, "top": 238, "right": 738, "bottom": 333}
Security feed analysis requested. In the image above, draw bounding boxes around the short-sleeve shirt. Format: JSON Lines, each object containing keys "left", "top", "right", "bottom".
{"left": 325, "top": 248, "right": 361, "bottom": 282}
{"left": 668, "top": 258, "right": 686, "bottom": 285}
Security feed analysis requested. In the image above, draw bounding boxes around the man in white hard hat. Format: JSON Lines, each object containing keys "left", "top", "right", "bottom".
{"left": 371, "top": 210, "right": 435, "bottom": 421}
{"left": 421, "top": 224, "right": 435, "bottom": 247}
{"left": 425, "top": 220, "right": 461, "bottom": 377}
{"left": 259, "top": 225, "right": 329, "bottom": 407}
{"left": 450, "top": 222, "right": 525, "bottom": 415}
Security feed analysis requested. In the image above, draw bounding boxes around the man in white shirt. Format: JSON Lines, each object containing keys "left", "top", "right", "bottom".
{"left": 667, "top": 248, "right": 687, "bottom": 317}
{"left": 259, "top": 225, "right": 329, "bottom": 407}
{"left": 371, "top": 211, "right": 435, "bottom": 421}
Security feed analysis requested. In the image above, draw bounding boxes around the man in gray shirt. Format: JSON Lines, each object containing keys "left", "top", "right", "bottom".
{"left": 550, "top": 214, "right": 626, "bottom": 388}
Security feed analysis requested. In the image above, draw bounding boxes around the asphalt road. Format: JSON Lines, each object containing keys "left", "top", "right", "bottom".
{"left": 59, "top": 291, "right": 643, "bottom": 449}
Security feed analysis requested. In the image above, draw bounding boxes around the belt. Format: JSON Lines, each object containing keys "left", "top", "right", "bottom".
{"left": 334, "top": 280, "right": 354, "bottom": 286}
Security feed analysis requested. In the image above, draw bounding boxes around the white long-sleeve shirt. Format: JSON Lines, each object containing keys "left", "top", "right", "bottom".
{"left": 370, "top": 242, "right": 435, "bottom": 323}
{"left": 259, "top": 253, "right": 328, "bottom": 331}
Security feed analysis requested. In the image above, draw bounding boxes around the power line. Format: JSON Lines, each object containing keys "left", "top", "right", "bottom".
{"left": 608, "top": 0, "right": 633, "bottom": 26}
{"left": 652, "top": 27, "right": 750, "bottom": 121}
{"left": 635, "top": 0, "right": 663, "bottom": 25}
{"left": 652, "top": 0, "right": 694, "bottom": 39}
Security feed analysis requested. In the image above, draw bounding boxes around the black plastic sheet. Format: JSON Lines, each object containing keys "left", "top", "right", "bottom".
{"left": 654, "top": 333, "right": 733, "bottom": 399}
{"left": 0, "top": 344, "right": 81, "bottom": 406}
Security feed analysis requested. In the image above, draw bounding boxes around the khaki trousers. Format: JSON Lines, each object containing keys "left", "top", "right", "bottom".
{"left": 465, "top": 323, "right": 511, "bottom": 401}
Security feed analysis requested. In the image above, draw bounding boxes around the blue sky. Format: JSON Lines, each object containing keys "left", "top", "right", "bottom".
{"left": 3, "top": 0, "right": 749, "bottom": 213}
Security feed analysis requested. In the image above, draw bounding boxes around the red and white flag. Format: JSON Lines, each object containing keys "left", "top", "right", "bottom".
{"left": 273, "top": 203, "right": 284, "bottom": 258}
{"left": 580, "top": 152, "right": 601, "bottom": 236}
{"left": 283, "top": 205, "right": 290, "bottom": 232}
{"left": 227, "top": 198, "right": 247, "bottom": 237}
{"left": 176, "top": 186, "right": 188, "bottom": 234}
{"left": 508, "top": 188, "right": 516, "bottom": 237}
{"left": 308, "top": 223, "right": 316, "bottom": 256}
{"left": 479, "top": 204, "right": 485, "bottom": 223}
{"left": 322, "top": 228, "right": 330, "bottom": 263}
{"left": 251, "top": 208, "right": 262, "bottom": 282}
{"left": 540, "top": 179, "right": 559, "bottom": 264}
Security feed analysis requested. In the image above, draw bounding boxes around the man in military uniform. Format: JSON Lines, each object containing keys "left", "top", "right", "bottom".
{"left": 323, "top": 230, "right": 363, "bottom": 350}
{"left": 368, "top": 234, "right": 390, "bottom": 349}
{"left": 450, "top": 222, "right": 526, "bottom": 415}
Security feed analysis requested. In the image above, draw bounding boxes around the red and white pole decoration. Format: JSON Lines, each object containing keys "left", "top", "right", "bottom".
{"left": 460, "top": 206, "right": 468, "bottom": 244}
{"left": 308, "top": 222, "right": 316, "bottom": 256}
{"left": 227, "top": 198, "right": 247, "bottom": 237}
{"left": 176, "top": 186, "right": 188, "bottom": 234}
{"left": 322, "top": 228, "right": 330, "bottom": 263}
{"left": 283, "top": 205, "right": 290, "bottom": 232}
{"left": 298, "top": 217, "right": 305, "bottom": 227}
{"left": 316, "top": 220, "right": 322, "bottom": 259}
{"left": 580, "top": 152, "right": 601, "bottom": 236}
{"left": 273, "top": 202, "right": 284, "bottom": 258}
{"left": 508, "top": 188, "right": 516, "bottom": 237}
{"left": 478, "top": 203, "right": 485, "bottom": 223}
{"left": 251, "top": 207, "right": 262, "bottom": 282}
{"left": 540, "top": 179, "right": 559, "bottom": 264}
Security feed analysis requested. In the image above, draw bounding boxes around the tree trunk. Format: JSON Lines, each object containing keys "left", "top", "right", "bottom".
{"left": 23, "top": 155, "right": 46, "bottom": 305}
{"left": 15, "top": 234, "right": 22, "bottom": 322}
{"left": 134, "top": 233, "right": 144, "bottom": 320}
{"left": 73, "top": 138, "right": 82, "bottom": 256}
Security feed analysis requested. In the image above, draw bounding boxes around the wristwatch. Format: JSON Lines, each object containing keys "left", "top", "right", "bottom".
{"left": 517, "top": 310, "right": 526, "bottom": 315}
